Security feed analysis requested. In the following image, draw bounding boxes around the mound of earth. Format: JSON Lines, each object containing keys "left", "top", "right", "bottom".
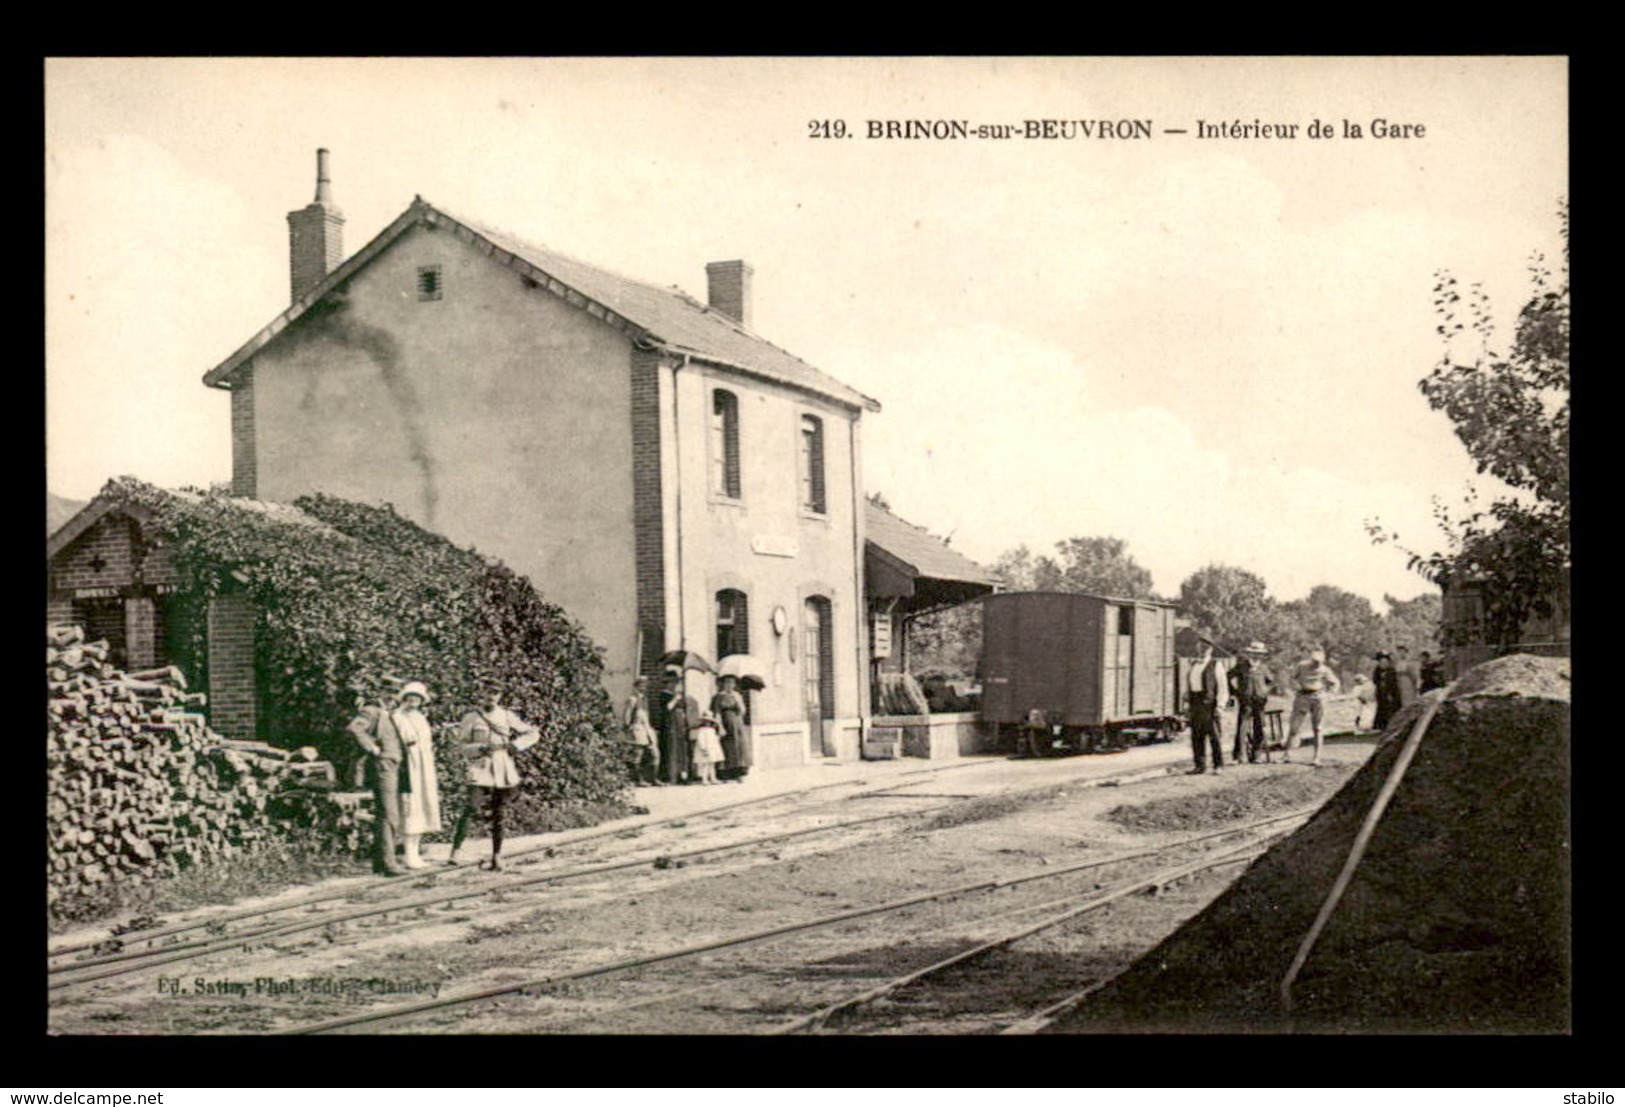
{"left": 1048, "top": 654, "right": 1570, "bottom": 1035}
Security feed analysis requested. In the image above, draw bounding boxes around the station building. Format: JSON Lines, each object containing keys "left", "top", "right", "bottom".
{"left": 189, "top": 151, "right": 994, "bottom": 766}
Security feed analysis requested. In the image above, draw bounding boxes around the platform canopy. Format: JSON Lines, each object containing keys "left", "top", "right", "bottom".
{"left": 864, "top": 503, "right": 1000, "bottom": 613}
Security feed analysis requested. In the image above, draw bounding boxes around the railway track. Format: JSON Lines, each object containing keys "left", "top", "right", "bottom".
{"left": 49, "top": 756, "right": 1189, "bottom": 992}
{"left": 268, "top": 805, "right": 1313, "bottom": 1035}
{"left": 48, "top": 766, "right": 951, "bottom": 963}
{"left": 775, "top": 833, "right": 1282, "bottom": 1035}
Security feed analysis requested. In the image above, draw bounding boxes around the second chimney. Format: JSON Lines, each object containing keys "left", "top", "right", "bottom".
{"left": 286, "top": 148, "right": 346, "bottom": 302}
{"left": 705, "top": 260, "right": 753, "bottom": 329}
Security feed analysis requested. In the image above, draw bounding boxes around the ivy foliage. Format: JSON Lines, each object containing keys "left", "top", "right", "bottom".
{"left": 105, "top": 478, "right": 628, "bottom": 828}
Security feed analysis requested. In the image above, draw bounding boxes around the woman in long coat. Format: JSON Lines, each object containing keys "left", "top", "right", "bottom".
{"left": 710, "top": 675, "right": 752, "bottom": 782}
{"left": 394, "top": 681, "right": 442, "bottom": 869}
{"left": 661, "top": 676, "right": 698, "bottom": 785}
{"left": 1371, "top": 653, "right": 1402, "bottom": 734}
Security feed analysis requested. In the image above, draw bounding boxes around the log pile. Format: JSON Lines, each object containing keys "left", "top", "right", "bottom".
{"left": 47, "top": 625, "right": 370, "bottom": 918}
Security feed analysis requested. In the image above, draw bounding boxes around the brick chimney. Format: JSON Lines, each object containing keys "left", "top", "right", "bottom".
{"left": 705, "top": 260, "right": 753, "bottom": 328}
{"left": 286, "top": 148, "right": 345, "bottom": 302}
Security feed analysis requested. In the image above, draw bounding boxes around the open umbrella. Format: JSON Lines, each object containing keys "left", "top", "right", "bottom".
{"left": 658, "top": 649, "right": 716, "bottom": 675}
{"left": 716, "top": 654, "right": 767, "bottom": 689}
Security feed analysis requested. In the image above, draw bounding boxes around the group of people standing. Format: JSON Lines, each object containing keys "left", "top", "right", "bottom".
{"left": 1359, "top": 645, "right": 1447, "bottom": 731}
{"left": 1184, "top": 636, "right": 1341, "bottom": 774}
{"left": 348, "top": 681, "right": 539, "bottom": 876}
{"left": 1187, "top": 636, "right": 1448, "bottom": 776}
{"left": 623, "top": 672, "right": 753, "bottom": 786}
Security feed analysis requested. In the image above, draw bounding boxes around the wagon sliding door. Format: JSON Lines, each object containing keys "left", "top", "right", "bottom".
{"left": 1103, "top": 604, "right": 1133, "bottom": 722}
{"left": 1132, "top": 605, "right": 1170, "bottom": 716}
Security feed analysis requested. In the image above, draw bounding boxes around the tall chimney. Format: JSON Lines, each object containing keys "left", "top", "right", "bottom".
{"left": 705, "top": 260, "right": 753, "bottom": 328}
{"left": 286, "top": 148, "right": 345, "bottom": 302}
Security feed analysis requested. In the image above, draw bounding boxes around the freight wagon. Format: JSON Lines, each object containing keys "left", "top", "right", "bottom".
{"left": 980, "top": 591, "right": 1181, "bottom": 753}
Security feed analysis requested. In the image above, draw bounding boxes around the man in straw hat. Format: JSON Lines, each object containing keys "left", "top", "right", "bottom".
{"left": 1229, "top": 641, "right": 1277, "bottom": 764}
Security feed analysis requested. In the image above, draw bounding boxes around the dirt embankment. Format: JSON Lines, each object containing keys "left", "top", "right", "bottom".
{"left": 1049, "top": 654, "right": 1571, "bottom": 1035}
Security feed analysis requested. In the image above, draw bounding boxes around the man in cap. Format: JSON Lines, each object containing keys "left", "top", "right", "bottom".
{"left": 1229, "top": 641, "right": 1277, "bottom": 764}
{"left": 1286, "top": 644, "right": 1341, "bottom": 766}
{"left": 1184, "top": 631, "right": 1230, "bottom": 774}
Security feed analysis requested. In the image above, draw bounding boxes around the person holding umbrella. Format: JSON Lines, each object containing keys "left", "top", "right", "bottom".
{"left": 711, "top": 673, "right": 753, "bottom": 782}
{"left": 657, "top": 650, "right": 712, "bottom": 785}
{"left": 661, "top": 669, "right": 700, "bottom": 784}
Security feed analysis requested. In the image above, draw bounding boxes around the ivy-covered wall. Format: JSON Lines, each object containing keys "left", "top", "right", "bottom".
{"left": 99, "top": 478, "right": 630, "bottom": 830}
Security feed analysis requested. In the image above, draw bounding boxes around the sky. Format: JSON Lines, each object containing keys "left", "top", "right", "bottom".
{"left": 45, "top": 57, "right": 1568, "bottom": 609}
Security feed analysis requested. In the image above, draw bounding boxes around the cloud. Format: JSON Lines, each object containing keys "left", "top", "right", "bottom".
{"left": 47, "top": 134, "right": 249, "bottom": 497}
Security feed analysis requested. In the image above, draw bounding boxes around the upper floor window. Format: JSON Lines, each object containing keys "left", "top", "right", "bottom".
{"left": 711, "top": 390, "right": 741, "bottom": 499}
{"left": 716, "top": 589, "right": 749, "bottom": 659}
{"left": 800, "top": 414, "right": 826, "bottom": 514}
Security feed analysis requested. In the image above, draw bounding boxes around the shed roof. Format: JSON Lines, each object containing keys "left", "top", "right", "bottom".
{"left": 202, "top": 199, "right": 881, "bottom": 414}
{"left": 864, "top": 503, "right": 999, "bottom": 588}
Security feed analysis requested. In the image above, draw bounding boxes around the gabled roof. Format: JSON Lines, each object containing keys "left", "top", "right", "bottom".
{"left": 864, "top": 502, "right": 999, "bottom": 588}
{"left": 47, "top": 493, "right": 86, "bottom": 537}
{"left": 203, "top": 199, "right": 881, "bottom": 414}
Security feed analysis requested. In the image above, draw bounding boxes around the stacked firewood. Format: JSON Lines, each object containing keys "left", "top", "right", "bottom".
{"left": 47, "top": 625, "right": 368, "bottom": 914}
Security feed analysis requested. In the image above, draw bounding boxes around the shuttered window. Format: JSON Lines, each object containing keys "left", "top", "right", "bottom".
{"left": 800, "top": 414, "right": 826, "bottom": 514}
{"left": 712, "top": 390, "right": 741, "bottom": 498}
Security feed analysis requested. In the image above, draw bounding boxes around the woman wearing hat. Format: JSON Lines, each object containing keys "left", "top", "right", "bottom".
{"left": 1371, "top": 652, "right": 1401, "bottom": 732}
{"left": 689, "top": 713, "right": 723, "bottom": 785}
{"left": 710, "top": 675, "right": 752, "bottom": 782}
{"left": 393, "top": 681, "right": 442, "bottom": 869}
{"left": 449, "top": 688, "right": 539, "bottom": 871}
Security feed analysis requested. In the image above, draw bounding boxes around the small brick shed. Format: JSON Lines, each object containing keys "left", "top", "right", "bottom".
{"left": 46, "top": 486, "right": 330, "bottom": 742}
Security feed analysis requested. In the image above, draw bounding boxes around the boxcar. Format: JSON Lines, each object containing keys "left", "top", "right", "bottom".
{"left": 980, "top": 591, "right": 1180, "bottom": 751}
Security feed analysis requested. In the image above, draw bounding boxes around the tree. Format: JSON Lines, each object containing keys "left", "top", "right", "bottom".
{"left": 1274, "top": 585, "right": 1381, "bottom": 679}
{"left": 1178, "top": 564, "right": 1276, "bottom": 650}
{"left": 1371, "top": 203, "right": 1569, "bottom": 648}
{"left": 1050, "top": 536, "right": 1156, "bottom": 598}
{"left": 992, "top": 536, "right": 1155, "bottom": 599}
{"left": 990, "top": 544, "right": 1062, "bottom": 592}
{"left": 906, "top": 603, "right": 982, "bottom": 680}
{"left": 1381, "top": 592, "right": 1443, "bottom": 653}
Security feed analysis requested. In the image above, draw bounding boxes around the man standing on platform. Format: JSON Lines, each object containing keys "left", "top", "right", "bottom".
{"left": 1286, "top": 644, "right": 1341, "bottom": 766}
{"left": 1185, "top": 632, "right": 1229, "bottom": 775}
{"left": 1230, "top": 641, "right": 1276, "bottom": 764}
{"left": 347, "top": 683, "right": 406, "bottom": 876}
